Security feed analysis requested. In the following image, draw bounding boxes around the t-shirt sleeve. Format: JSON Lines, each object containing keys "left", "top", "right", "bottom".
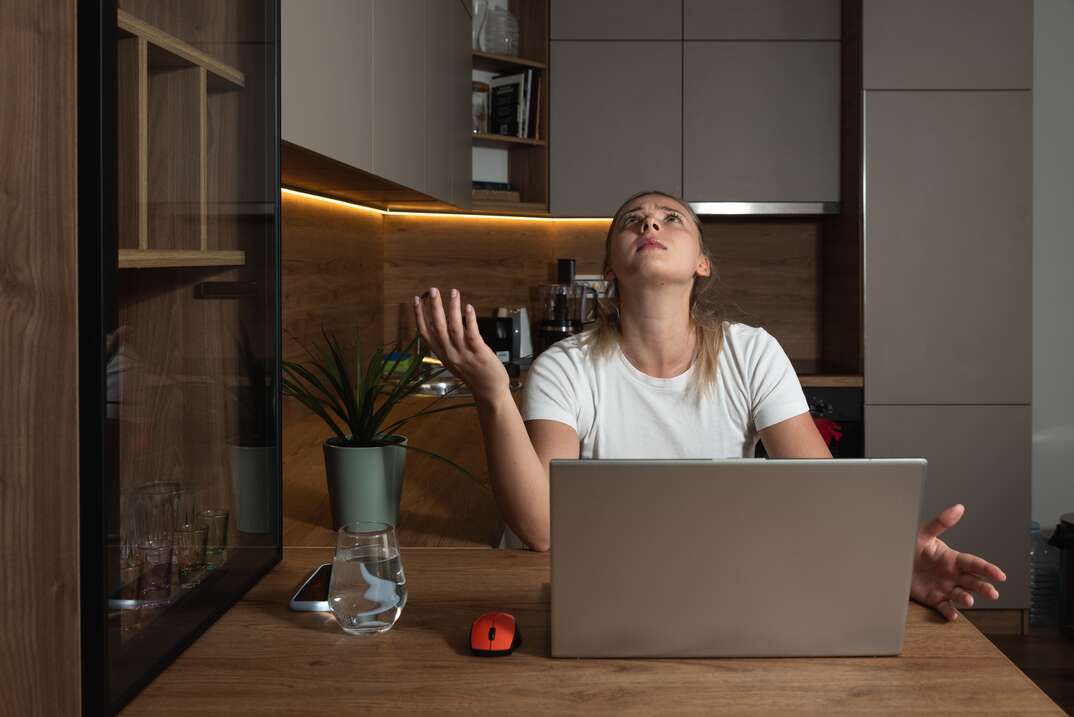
{"left": 521, "top": 345, "right": 580, "bottom": 430}
{"left": 748, "top": 329, "right": 809, "bottom": 432}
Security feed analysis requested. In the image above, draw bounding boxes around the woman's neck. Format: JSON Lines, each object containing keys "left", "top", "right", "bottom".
{"left": 616, "top": 284, "right": 697, "bottom": 378}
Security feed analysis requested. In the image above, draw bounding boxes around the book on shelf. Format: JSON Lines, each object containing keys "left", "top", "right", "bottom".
{"left": 488, "top": 69, "right": 541, "bottom": 140}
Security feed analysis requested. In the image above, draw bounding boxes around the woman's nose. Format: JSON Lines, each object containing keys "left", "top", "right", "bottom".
{"left": 642, "top": 215, "right": 660, "bottom": 233}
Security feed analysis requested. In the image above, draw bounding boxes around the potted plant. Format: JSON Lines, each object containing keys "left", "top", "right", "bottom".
{"left": 228, "top": 326, "right": 276, "bottom": 534}
{"left": 282, "top": 328, "right": 477, "bottom": 529}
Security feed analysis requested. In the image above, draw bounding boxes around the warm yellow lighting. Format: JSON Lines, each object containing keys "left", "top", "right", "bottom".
{"left": 280, "top": 186, "right": 611, "bottom": 223}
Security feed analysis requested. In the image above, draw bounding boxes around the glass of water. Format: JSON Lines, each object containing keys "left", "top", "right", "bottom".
{"left": 328, "top": 521, "right": 407, "bottom": 635}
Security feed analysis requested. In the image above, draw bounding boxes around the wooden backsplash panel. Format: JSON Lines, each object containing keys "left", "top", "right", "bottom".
{"left": 702, "top": 220, "right": 821, "bottom": 362}
{"left": 281, "top": 193, "right": 383, "bottom": 362}
{"left": 382, "top": 215, "right": 555, "bottom": 344}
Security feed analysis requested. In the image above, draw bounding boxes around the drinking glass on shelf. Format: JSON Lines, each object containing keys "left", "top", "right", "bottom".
{"left": 132, "top": 481, "right": 182, "bottom": 607}
{"left": 175, "top": 522, "right": 209, "bottom": 588}
{"left": 199, "top": 508, "right": 229, "bottom": 569}
{"left": 480, "top": 7, "right": 519, "bottom": 56}
{"left": 328, "top": 521, "right": 407, "bottom": 635}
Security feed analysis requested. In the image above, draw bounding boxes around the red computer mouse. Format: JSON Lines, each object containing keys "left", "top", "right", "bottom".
{"left": 469, "top": 612, "right": 522, "bottom": 656}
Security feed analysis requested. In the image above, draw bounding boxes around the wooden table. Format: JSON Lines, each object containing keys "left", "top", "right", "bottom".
{"left": 123, "top": 548, "right": 1063, "bottom": 715}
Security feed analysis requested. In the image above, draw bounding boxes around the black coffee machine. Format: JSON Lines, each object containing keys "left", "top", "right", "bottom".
{"left": 535, "top": 258, "right": 598, "bottom": 354}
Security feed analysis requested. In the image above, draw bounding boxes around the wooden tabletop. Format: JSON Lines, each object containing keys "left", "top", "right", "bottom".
{"left": 122, "top": 548, "right": 1063, "bottom": 715}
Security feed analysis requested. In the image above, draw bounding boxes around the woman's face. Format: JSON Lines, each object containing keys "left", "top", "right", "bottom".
{"left": 606, "top": 194, "right": 710, "bottom": 287}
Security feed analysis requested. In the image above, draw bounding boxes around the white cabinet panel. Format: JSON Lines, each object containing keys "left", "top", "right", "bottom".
{"left": 864, "top": 91, "right": 1031, "bottom": 405}
{"left": 863, "top": 0, "right": 1031, "bottom": 89}
{"left": 550, "top": 41, "right": 682, "bottom": 217}
{"left": 684, "top": 42, "right": 839, "bottom": 202}
{"left": 282, "top": 0, "right": 373, "bottom": 171}
{"left": 866, "top": 404, "right": 1029, "bottom": 610}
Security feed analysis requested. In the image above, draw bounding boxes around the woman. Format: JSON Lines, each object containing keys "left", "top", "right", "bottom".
{"left": 414, "top": 190, "right": 1005, "bottom": 622}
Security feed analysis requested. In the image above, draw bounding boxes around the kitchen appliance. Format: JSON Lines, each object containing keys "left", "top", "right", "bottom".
{"left": 535, "top": 258, "right": 599, "bottom": 354}
{"left": 477, "top": 307, "right": 533, "bottom": 367}
{"left": 754, "top": 387, "right": 864, "bottom": 458}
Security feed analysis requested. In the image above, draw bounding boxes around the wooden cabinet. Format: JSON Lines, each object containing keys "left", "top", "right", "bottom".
{"left": 863, "top": 0, "right": 1031, "bottom": 90}
{"left": 551, "top": 0, "right": 681, "bottom": 40}
{"left": 550, "top": 41, "right": 682, "bottom": 216}
{"left": 281, "top": 0, "right": 373, "bottom": 174}
{"left": 684, "top": 0, "right": 840, "bottom": 40}
{"left": 865, "top": 404, "right": 1030, "bottom": 610}
{"left": 863, "top": 90, "right": 1031, "bottom": 405}
{"left": 282, "top": 0, "right": 470, "bottom": 207}
{"left": 684, "top": 41, "right": 839, "bottom": 203}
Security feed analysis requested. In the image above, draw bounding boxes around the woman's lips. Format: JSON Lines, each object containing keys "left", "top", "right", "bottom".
{"left": 636, "top": 238, "right": 667, "bottom": 253}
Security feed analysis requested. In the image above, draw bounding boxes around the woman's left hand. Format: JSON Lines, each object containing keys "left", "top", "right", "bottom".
{"left": 910, "top": 504, "right": 1007, "bottom": 621}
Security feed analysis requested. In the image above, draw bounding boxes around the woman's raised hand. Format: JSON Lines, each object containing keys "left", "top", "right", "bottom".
{"left": 413, "top": 287, "right": 509, "bottom": 402}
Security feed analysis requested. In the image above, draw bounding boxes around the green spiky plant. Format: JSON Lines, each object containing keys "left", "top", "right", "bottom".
{"left": 282, "top": 328, "right": 482, "bottom": 483}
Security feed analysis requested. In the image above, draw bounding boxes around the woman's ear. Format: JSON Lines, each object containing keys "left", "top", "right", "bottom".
{"left": 696, "top": 256, "right": 711, "bottom": 278}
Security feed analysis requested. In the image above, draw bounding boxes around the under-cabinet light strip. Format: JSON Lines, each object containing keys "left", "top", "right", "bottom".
{"left": 280, "top": 187, "right": 610, "bottom": 223}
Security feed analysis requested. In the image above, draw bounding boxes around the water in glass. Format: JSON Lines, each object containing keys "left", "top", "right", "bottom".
{"left": 329, "top": 523, "right": 407, "bottom": 635}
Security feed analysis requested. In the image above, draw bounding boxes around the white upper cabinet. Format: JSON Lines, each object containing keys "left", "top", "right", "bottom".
{"left": 863, "top": 0, "right": 1031, "bottom": 89}
{"left": 551, "top": 0, "right": 682, "bottom": 40}
{"left": 684, "top": 41, "right": 840, "bottom": 203}
{"left": 684, "top": 0, "right": 840, "bottom": 40}
{"left": 282, "top": 0, "right": 471, "bottom": 207}
{"left": 282, "top": 0, "right": 373, "bottom": 172}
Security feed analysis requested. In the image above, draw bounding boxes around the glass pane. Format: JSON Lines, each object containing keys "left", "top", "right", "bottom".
{"left": 104, "top": 1, "right": 279, "bottom": 710}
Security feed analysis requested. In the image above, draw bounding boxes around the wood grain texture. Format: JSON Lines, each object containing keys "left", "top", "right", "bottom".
{"left": 117, "top": 35, "right": 148, "bottom": 250}
{"left": 281, "top": 191, "right": 384, "bottom": 365}
{"left": 703, "top": 219, "right": 822, "bottom": 363}
{"left": 122, "top": 548, "right": 1063, "bottom": 716}
{"left": 0, "top": 0, "right": 81, "bottom": 713}
{"left": 148, "top": 64, "right": 201, "bottom": 250}
{"left": 382, "top": 213, "right": 555, "bottom": 345}
{"left": 282, "top": 397, "right": 503, "bottom": 548}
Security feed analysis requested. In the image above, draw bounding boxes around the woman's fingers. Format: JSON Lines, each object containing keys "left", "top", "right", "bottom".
{"left": 955, "top": 551, "right": 1007, "bottom": 583}
{"left": 949, "top": 586, "right": 974, "bottom": 609}
{"left": 957, "top": 574, "right": 1000, "bottom": 601}
{"left": 463, "top": 302, "right": 485, "bottom": 352}
{"left": 426, "top": 288, "right": 458, "bottom": 362}
{"left": 446, "top": 289, "right": 467, "bottom": 347}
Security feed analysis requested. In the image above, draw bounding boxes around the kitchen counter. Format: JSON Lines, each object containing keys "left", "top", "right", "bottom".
{"left": 121, "top": 548, "right": 1063, "bottom": 715}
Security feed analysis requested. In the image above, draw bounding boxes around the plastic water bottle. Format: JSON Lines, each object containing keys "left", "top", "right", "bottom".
{"left": 1029, "top": 521, "right": 1061, "bottom": 627}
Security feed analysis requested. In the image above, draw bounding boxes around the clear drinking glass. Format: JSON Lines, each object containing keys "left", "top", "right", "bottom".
{"left": 328, "top": 521, "right": 407, "bottom": 635}
{"left": 132, "top": 481, "right": 182, "bottom": 607}
{"left": 199, "top": 508, "right": 229, "bottom": 569}
{"left": 175, "top": 522, "right": 208, "bottom": 588}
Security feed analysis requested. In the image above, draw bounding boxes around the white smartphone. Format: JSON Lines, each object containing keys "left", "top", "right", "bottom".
{"left": 288, "top": 562, "right": 332, "bottom": 612}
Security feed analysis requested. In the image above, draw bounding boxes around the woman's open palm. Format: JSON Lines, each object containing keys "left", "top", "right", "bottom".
{"left": 910, "top": 504, "right": 1006, "bottom": 621}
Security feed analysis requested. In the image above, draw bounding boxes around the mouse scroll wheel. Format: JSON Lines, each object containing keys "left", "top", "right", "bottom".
{"left": 488, "top": 626, "right": 496, "bottom": 642}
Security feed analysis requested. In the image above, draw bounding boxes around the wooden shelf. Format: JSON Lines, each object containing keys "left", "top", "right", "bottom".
{"left": 118, "top": 250, "right": 246, "bottom": 269}
{"left": 468, "top": 200, "right": 549, "bottom": 216}
{"left": 472, "top": 132, "right": 545, "bottom": 147}
{"left": 472, "top": 50, "right": 546, "bottom": 73}
{"left": 117, "top": 9, "right": 244, "bottom": 89}
{"left": 797, "top": 375, "right": 864, "bottom": 388}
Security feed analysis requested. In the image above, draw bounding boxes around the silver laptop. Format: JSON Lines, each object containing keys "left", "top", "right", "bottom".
{"left": 550, "top": 458, "right": 926, "bottom": 658}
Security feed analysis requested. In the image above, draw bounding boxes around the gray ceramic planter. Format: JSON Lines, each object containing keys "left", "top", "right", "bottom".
{"left": 322, "top": 436, "right": 407, "bottom": 529}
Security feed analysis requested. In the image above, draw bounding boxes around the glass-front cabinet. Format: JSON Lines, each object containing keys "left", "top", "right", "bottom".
{"left": 83, "top": 2, "right": 281, "bottom": 713}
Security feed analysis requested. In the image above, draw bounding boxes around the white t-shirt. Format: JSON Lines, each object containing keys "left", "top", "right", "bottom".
{"left": 499, "top": 321, "right": 809, "bottom": 548}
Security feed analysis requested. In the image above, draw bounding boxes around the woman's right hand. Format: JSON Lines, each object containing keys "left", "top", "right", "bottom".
{"left": 413, "top": 287, "right": 509, "bottom": 402}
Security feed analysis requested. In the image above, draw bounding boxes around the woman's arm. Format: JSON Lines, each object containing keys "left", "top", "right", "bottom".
{"left": 757, "top": 412, "right": 832, "bottom": 459}
{"left": 414, "top": 287, "right": 577, "bottom": 551}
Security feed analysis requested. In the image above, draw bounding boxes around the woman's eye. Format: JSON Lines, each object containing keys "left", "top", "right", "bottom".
{"left": 665, "top": 213, "right": 681, "bottom": 223}
{"left": 622, "top": 215, "right": 638, "bottom": 225}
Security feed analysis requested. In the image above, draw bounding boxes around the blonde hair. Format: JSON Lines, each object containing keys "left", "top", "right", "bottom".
{"left": 585, "top": 189, "right": 728, "bottom": 396}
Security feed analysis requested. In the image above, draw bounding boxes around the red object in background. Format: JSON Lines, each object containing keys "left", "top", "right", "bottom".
{"left": 813, "top": 417, "right": 843, "bottom": 447}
